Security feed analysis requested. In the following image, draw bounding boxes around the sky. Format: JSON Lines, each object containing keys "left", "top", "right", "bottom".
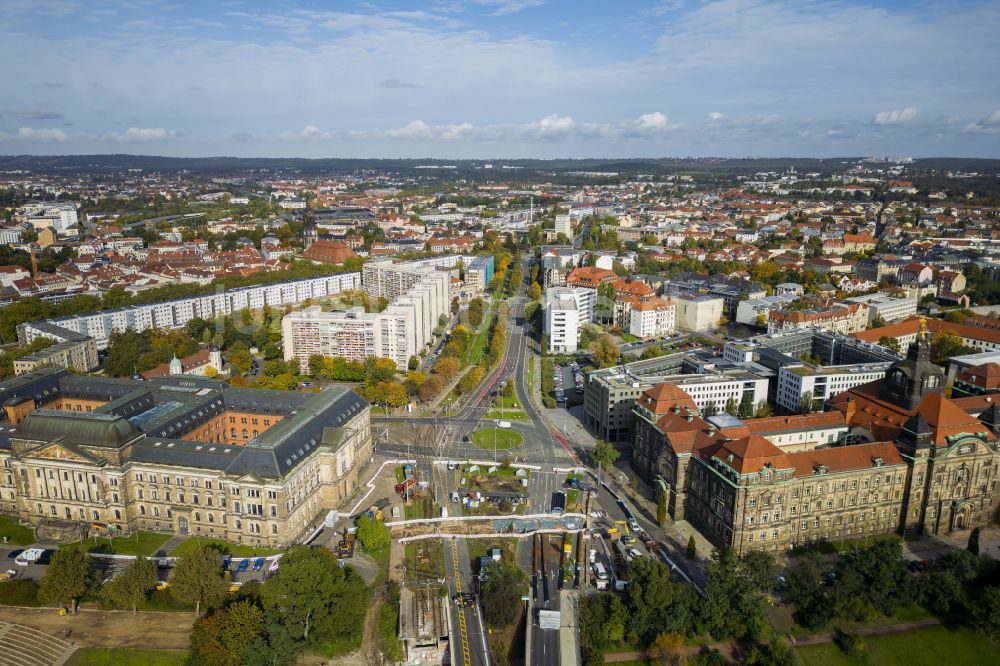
{"left": 1, "top": 0, "right": 999, "bottom": 159}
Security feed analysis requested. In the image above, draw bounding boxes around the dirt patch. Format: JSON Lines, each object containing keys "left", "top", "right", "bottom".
{"left": 0, "top": 605, "right": 196, "bottom": 650}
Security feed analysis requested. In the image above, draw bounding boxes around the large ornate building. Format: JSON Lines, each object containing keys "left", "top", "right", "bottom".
{"left": 0, "top": 368, "right": 372, "bottom": 547}
{"left": 634, "top": 323, "right": 1000, "bottom": 554}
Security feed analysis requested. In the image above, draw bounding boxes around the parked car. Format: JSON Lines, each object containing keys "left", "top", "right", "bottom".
{"left": 237, "top": 559, "right": 250, "bottom": 573}
{"left": 6, "top": 549, "right": 24, "bottom": 560}
{"left": 252, "top": 558, "right": 265, "bottom": 572}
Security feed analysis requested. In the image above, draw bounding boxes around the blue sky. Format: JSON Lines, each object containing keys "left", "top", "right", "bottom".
{"left": 1, "top": 0, "right": 999, "bottom": 158}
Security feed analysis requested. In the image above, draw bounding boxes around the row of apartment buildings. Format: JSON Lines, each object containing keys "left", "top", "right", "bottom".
{"left": 282, "top": 260, "right": 451, "bottom": 371}
{"left": 17, "top": 273, "right": 362, "bottom": 350}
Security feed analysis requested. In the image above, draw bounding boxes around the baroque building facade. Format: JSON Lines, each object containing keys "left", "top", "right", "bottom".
{"left": 0, "top": 369, "right": 372, "bottom": 547}
{"left": 633, "top": 325, "right": 1000, "bottom": 554}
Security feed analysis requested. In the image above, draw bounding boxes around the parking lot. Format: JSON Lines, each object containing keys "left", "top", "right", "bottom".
{"left": 552, "top": 361, "right": 584, "bottom": 406}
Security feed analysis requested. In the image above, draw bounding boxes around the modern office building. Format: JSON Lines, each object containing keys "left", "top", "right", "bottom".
{"left": 544, "top": 286, "right": 596, "bottom": 354}
{"left": 846, "top": 293, "right": 918, "bottom": 324}
{"left": 774, "top": 362, "right": 892, "bottom": 414}
{"left": 0, "top": 369, "right": 372, "bottom": 548}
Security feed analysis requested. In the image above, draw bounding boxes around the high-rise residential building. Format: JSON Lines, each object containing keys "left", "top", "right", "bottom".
{"left": 285, "top": 260, "right": 450, "bottom": 371}
{"left": 544, "top": 286, "right": 596, "bottom": 354}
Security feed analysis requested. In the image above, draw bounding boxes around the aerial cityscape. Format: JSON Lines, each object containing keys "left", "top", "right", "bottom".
{"left": 1, "top": 2, "right": 1000, "bottom": 666}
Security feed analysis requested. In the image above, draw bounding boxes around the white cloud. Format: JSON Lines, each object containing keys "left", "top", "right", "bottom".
{"left": 472, "top": 0, "right": 545, "bottom": 16}
{"left": 102, "top": 127, "right": 177, "bottom": 142}
{"left": 708, "top": 111, "right": 725, "bottom": 121}
{"left": 386, "top": 120, "right": 434, "bottom": 140}
{"left": 299, "top": 112, "right": 679, "bottom": 143}
{"left": 963, "top": 110, "right": 1000, "bottom": 135}
{"left": 873, "top": 107, "right": 919, "bottom": 125}
{"left": 17, "top": 126, "right": 68, "bottom": 142}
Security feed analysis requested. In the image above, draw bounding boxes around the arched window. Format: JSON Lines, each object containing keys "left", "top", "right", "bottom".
{"left": 195, "top": 512, "right": 201, "bottom": 522}
{"left": 139, "top": 505, "right": 146, "bottom": 515}
{"left": 208, "top": 513, "right": 214, "bottom": 523}
{"left": 154, "top": 506, "right": 160, "bottom": 517}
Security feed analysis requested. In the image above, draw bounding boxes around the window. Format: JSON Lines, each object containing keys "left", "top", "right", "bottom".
{"left": 154, "top": 506, "right": 160, "bottom": 517}
{"left": 140, "top": 505, "right": 146, "bottom": 515}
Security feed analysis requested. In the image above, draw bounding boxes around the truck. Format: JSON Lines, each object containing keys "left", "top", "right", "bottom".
{"left": 538, "top": 609, "right": 561, "bottom": 630}
{"left": 394, "top": 477, "right": 416, "bottom": 496}
{"left": 550, "top": 490, "right": 566, "bottom": 514}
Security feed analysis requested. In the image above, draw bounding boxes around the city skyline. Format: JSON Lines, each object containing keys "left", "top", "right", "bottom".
{"left": 2, "top": 0, "right": 999, "bottom": 158}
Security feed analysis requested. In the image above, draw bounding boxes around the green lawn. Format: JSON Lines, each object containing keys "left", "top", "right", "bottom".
{"left": 467, "top": 538, "right": 519, "bottom": 572}
{"left": 797, "top": 626, "right": 1000, "bottom": 666}
{"left": 618, "top": 332, "right": 640, "bottom": 343}
{"left": 485, "top": 409, "right": 528, "bottom": 420}
{"left": 464, "top": 304, "right": 497, "bottom": 367}
{"left": 0, "top": 515, "right": 35, "bottom": 546}
{"left": 67, "top": 649, "right": 187, "bottom": 666}
{"left": 67, "top": 531, "right": 172, "bottom": 556}
{"left": 469, "top": 428, "right": 523, "bottom": 450}
{"left": 169, "top": 537, "right": 281, "bottom": 558}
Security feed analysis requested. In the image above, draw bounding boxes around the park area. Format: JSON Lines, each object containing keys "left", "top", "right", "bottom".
{"left": 796, "top": 625, "right": 1000, "bottom": 665}
{"left": 469, "top": 428, "right": 523, "bottom": 450}
{"left": 0, "top": 515, "right": 34, "bottom": 546}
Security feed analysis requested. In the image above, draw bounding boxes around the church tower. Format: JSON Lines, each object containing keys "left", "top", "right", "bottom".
{"left": 879, "top": 318, "right": 945, "bottom": 411}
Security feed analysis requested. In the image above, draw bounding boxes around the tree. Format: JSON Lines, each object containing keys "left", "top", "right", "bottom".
{"left": 687, "top": 535, "right": 697, "bottom": 560}
{"left": 529, "top": 282, "right": 542, "bottom": 301}
{"left": 189, "top": 598, "right": 268, "bottom": 666}
{"left": 868, "top": 314, "right": 887, "bottom": 329}
{"left": 408, "top": 355, "right": 419, "bottom": 371}
{"left": 877, "top": 335, "right": 901, "bottom": 353}
{"left": 724, "top": 397, "right": 738, "bottom": 417}
{"left": 651, "top": 632, "right": 685, "bottom": 666}
{"left": 38, "top": 546, "right": 96, "bottom": 613}
{"left": 799, "top": 391, "right": 815, "bottom": 415}
{"left": 229, "top": 349, "right": 254, "bottom": 375}
{"left": 625, "top": 557, "right": 678, "bottom": 643}
{"left": 101, "top": 555, "right": 157, "bottom": 613}
{"left": 702, "top": 401, "right": 719, "bottom": 417}
{"left": 261, "top": 545, "right": 369, "bottom": 653}
{"left": 591, "top": 333, "right": 620, "bottom": 369}
{"left": 591, "top": 440, "right": 620, "bottom": 482}
{"left": 356, "top": 515, "right": 389, "bottom": 552}
{"left": 754, "top": 401, "right": 774, "bottom": 418}
{"left": 480, "top": 560, "right": 528, "bottom": 628}
{"left": 737, "top": 392, "right": 754, "bottom": 419}
{"left": 434, "top": 356, "right": 460, "bottom": 382}
{"left": 977, "top": 586, "right": 1000, "bottom": 639}
{"left": 171, "top": 545, "right": 229, "bottom": 613}
{"left": 968, "top": 526, "right": 981, "bottom": 555}
{"left": 419, "top": 373, "right": 444, "bottom": 401}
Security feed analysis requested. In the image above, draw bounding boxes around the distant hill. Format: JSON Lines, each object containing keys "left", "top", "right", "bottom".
{"left": 0, "top": 154, "right": 998, "bottom": 177}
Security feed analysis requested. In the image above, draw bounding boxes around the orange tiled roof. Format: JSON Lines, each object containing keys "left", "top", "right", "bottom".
{"left": 852, "top": 316, "right": 1000, "bottom": 346}
{"left": 784, "top": 441, "right": 904, "bottom": 477}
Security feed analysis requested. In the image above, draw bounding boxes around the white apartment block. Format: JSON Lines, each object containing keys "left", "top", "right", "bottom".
{"left": 0, "top": 228, "right": 23, "bottom": 244}
{"left": 846, "top": 293, "right": 918, "bottom": 324}
{"left": 17, "top": 273, "right": 361, "bottom": 350}
{"left": 283, "top": 260, "right": 451, "bottom": 371}
{"left": 554, "top": 213, "right": 572, "bottom": 238}
{"left": 544, "top": 286, "right": 596, "bottom": 354}
{"left": 282, "top": 305, "right": 417, "bottom": 372}
{"left": 775, "top": 362, "right": 892, "bottom": 414}
{"left": 628, "top": 298, "right": 676, "bottom": 339}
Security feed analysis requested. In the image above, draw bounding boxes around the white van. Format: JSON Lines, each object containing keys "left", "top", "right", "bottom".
{"left": 496, "top": 420, "right": 512, "bottom": 429}
{"left": 451, "top": 491, "right": 459, "bottom": 503}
